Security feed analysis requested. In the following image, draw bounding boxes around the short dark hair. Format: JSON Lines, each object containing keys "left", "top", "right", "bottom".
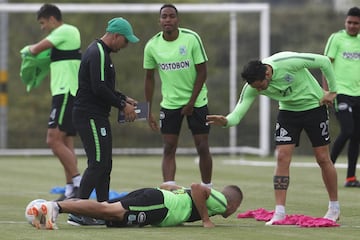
{"left": 223, "top": 185, "right": 243, "bottom": 206}
{"left": 347, "top": 7, "right": 360, "bottom": 17}
{"left": 228, "top": 185, "right": 243, "bottom": 202}
{"left": 37, "top": 4, "right": 62, "bottom": 21}
{"left": 241, "top": 60, "right": 267, "bottom": 84}
{"left": 160, "top": 4, "right": 178, "bottom": 15}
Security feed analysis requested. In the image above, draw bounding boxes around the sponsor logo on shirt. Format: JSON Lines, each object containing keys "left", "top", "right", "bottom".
{"left": 342, "top": 52, "right": 360, "bottom": 60}
{"left": 158, "top": 60, "right": 190, "bottom": 71}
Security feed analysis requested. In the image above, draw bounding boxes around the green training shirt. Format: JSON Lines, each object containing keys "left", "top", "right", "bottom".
{"left": 20, "top": 46, "right": 50, "bottom": 92}
{"left": 156, "top": 188, "right": 193, "bottom": 227}
{"left": 226, "top": 52, "right": 337, "bottom": 127}
{"left": 204, "top": 189, "right": 227, "bottom": 217}
{"left": 143, "top": 28, "right": 208, "bottom": 109}
{"left": 324, "top": 29, "right": 360, "bottom": 96}
{"left": 46, "top": 23, "right": 81, "bottom": 96}
{"left": 156, "top": 188, "right": 227, "bottom": 227}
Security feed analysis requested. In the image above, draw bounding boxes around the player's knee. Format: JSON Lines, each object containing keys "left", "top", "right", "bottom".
{"left": 163, "top": 143, "right": 177, "bottom": 155}
{"left": 194, "top": 139, "right": 210, "bottom": 155}
{"left": 102, "top": 202, "right": 126, "bottom": 221}
{"left": 99, "top": 202, "right": 117, "bottom": 219}
{"left": 197, "top": 144, "right": 210, "bottom": 156}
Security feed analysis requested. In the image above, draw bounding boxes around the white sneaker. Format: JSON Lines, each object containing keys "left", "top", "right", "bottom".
{"left": 32, "top": 202, "right": 59, "bottom": 230}
{"left": 265, "top": 212, "right": 285, "bottom": 226}
{"left": 31, "top": 204, "right": 45, "bottom": 229}
{"left": 323, "top": 208, "right": 340, "bottom": 222}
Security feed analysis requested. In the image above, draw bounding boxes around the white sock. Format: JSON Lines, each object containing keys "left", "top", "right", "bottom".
{"left": 64, "top": 184, "right": 74, "bottom": 197}
{"left": 201, "top": 182, "right": 213, "bottom": 188}
{"left": 163, "top": 181, "right": 176, "bottom": 185}
{"left": 72, "top": 175, "right": 82, "bottom": 187}
{"left": 53, "top": 202, "right": 60, "bottom": 213}
{"left": 275, "top": 205, "right": 286, "bottom": 215}
{"left": 328, "top": 201, "right": 340, "bottom": 210}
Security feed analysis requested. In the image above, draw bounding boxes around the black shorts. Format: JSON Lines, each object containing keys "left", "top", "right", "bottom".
{"left": 48, "top": 93, "right": 76, "bottom": 136}
{"left": 275, "top": 106, "right": 330, "bottom": 147}
{"left": 106, "top": 188, "right": 168, "bottom": 227}
{"left": 72, "top": 109, "right": 112, "bottom": 166}
{"left": 334, "top": 94, "right": 360, "bottom": 113}
{"left": 159, "top": 105, "right": 210, "bottom": 135}
{"left": 333, "top": 94, "right": 360, "bottom": 140}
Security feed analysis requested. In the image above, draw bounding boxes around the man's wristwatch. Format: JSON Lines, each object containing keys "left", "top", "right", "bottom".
{"left": 120, "top": 100, "right": 127, "bottom": 110}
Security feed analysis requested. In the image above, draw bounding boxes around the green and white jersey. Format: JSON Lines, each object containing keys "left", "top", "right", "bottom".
{"left": 226, "top": 52, "right": 337, "bottom": 127}
{"left": 324, "top": 29, "right": 360, "bottom": 96}
{"left": 46, "top": 23, "right": 81, "bottom": 96}
{"left": 144, "top": 28, "right": 208, "bottom": 109}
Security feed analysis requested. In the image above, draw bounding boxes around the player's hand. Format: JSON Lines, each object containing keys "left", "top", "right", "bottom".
{"left": 147, "top": 113, "right": 159, "bottom": 131}
{"left": 20, "top": 45, "right": 32, "bottom": 58}
{"left": 202, "top": 219, "right": 215, "bottom": 228}
{"left": 126, "top": 96, "right": 137, "bottom": 106}
{"left": 181, "top": 103, "right": 194, "bottom": 116}
{"left": 206, "top": 115, "right": 228, "bottom": 126}
{"left": 159, "top": 183, "right": 182, "bottom": 191}
{"left": 123, "top": 103, "right": 137, "bottom": 122}
{"left": 320, "top": 91, "right": 336, "bottom": 107}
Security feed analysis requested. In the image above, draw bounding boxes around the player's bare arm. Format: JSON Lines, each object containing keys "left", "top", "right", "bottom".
{"left": 144, "top": 69, "right": 159, "bottom": 131}
{"left": 190, "top": 183, "right": 214, "bottom": 228}
{"left": 182, "top": 62, "right": 207, "bottom": 116}
{"left": 29, "top": 39, "right": 53, "bottom": 55}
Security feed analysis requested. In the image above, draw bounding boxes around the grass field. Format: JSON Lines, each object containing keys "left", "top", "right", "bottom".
{"left": 0, "top": 154, "right": 359, "bottom": 240}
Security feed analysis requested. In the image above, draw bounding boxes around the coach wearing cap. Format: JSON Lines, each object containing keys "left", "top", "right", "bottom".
{"left": 70, "top": 17, "right": 139, "bottom": 225}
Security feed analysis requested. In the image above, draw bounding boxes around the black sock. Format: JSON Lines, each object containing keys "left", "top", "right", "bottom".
{"left": 57, "top": 202, "right": 63, "bottom": 213}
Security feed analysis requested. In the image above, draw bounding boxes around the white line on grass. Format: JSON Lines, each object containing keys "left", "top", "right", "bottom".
{"left": 0, "top": 221, "right": 28, "bottom": 224}
{"left": 222, "top": 159, "right": 356, "bottom": 169}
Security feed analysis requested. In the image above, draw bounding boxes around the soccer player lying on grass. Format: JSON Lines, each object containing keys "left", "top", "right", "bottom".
{"left": 31, "top": 183, "right": 243, "bottom": 230}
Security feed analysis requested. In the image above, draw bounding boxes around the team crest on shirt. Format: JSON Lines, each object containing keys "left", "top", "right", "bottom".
{"left": 179, "top": 46, "right": 187, "bottom": 55}
{"left": 283, "top": 74, "right": 294, "bottom": 83}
